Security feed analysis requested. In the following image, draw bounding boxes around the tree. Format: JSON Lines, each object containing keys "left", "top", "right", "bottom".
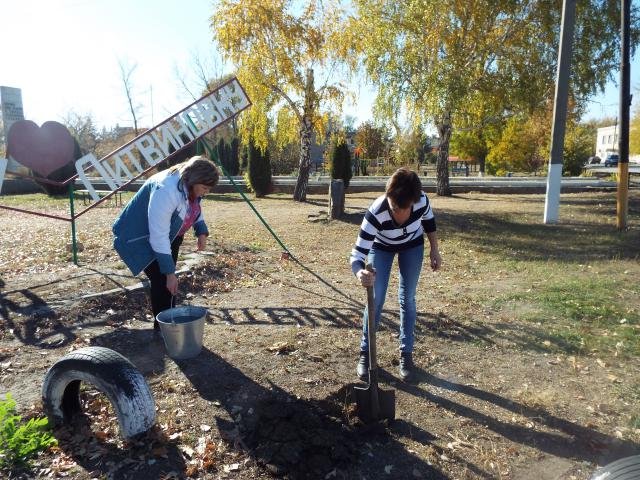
{"left": 563, "top": 122, "right": 595, "bottom": 175}
{"left": 486, "top": 113, "right": 549, "bottom": 175}
{"left": 395, "top": 128, "right": 429, "bottom": 167}
{"left": 174, "top": 49, "right": 225, "bottom": 102}
{"left": 118, "top": 59, "right": 142, "bottom": 135}
{"left": 212, "top": 0, "right": 350, "bottom": 202}
{"left": 350, "top": 0, "right": 640, "bottom": 195}
{"left": 61, "top": 112, "right": 98, "bottom": 156}
{"left": 354, "top": 121, "right": 385, "bottom": 160}
{"left": 247, "top": 141, "right": 272, "bottom": 197}
{"left": 450, "top": 130, "right": 488, "bottom": 168}
{"left": 330, "top": 141, "right": 352, "bottom": 188}
{"left": 229, "top": 137, "right": 240, "bottom": 175}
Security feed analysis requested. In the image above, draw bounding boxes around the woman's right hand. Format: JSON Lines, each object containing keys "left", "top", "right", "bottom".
{"left": 166, "top": 273, "right": 178, "bottom": 295}
{"left": 356, "top": 268, "right": 375, "bottom": 287}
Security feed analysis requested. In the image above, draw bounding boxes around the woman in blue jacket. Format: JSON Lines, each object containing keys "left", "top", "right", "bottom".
{"left": 112, "top": 156, "right": 219, "bottom": 328}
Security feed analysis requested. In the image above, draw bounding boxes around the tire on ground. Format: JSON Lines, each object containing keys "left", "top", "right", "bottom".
{"left": 42, "top": 346, "right": 155, "bottom": 439}
{"left": 591, "top": 455, "right": 640, "bottom": 480}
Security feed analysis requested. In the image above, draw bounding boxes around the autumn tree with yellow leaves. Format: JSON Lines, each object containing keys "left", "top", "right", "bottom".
{"left": 349, "top": 0, "right": 639, "bottom": 195}
{"left": 212, "top": 0, "right": 353, "bottom": 201}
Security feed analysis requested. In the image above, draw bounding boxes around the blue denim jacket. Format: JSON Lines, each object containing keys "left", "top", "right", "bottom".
{"left": 112, "top": 169, "right": 208, "bottom": 276}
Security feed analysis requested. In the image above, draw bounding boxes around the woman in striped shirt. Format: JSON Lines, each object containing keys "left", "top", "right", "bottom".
{"left": 350, "top": 168, "right": 442, "bottom": 381}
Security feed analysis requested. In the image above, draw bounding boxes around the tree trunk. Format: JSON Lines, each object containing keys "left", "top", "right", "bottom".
{"left": 293, "top": 68, "right": 315, "bottom": 202}
{"left": 436, "top": 115, "right": 453, "bottom": 196}
{"left": 293, "top": 116, "right": 313, "bottom": 201}
{"left": 478, "top": 156, "right": 486, "bottom": 177}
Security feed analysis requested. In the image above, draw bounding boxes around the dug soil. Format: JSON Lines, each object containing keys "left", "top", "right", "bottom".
{"left": 1, "top": 191, "right": 639, "bottom": 479}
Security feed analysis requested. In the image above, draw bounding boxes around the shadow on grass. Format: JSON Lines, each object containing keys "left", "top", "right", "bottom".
{"left": 393, "top": 370, "right": 640, "bottom": 466}
{"left": 413, "top": 312, "right": 585, "bottom": 355}
{"left": 438, "top": 208, "right": 640, "bottom": 262}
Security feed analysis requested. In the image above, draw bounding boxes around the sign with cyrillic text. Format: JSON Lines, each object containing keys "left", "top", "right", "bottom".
{"left": 76, "top": 77, "right": 250, "bottom": 201}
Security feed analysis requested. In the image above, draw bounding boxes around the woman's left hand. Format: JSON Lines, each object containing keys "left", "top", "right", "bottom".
{"left": 197, "top": 234, "right": 208, "bottom": 251}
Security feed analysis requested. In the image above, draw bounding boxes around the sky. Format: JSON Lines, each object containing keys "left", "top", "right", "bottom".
{"left": 1, "top": 0, "right": 638, "bottom": 133}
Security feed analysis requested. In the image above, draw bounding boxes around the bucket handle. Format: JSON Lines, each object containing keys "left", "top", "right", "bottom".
{"left": 169, "top": 292, "right": 192, "bottom": 325}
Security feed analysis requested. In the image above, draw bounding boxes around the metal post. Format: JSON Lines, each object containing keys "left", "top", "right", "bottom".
{"left": 544, "top": 0, "right": 576, "bottom": 224}
{"left": 617, "top": 0, "right": 630, "bottom": 230}
{"left": 68, "top": 182, "right": 78, "bottom": 265}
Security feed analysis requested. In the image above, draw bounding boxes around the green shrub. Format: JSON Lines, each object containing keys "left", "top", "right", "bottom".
{"left": 330, "top": 142, "right": 352, "bottom": 188}
{"left": 246, "top": 141, "right": 272, "bottom": 197}
{"left": 0, "top": 394, "right": 57, "bottom": 468}
{"left": 229, "top": 137, "right": 240, "bottom": 176}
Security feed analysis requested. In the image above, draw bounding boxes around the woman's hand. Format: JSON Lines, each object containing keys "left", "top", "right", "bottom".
{"left": 196, "top": 234, "right": 208, "bottom": 251}
{"left": 166, "top": 273, "right": 178, "bottom": 295}
{"left": 356, "top": 268, "right": 376, "bottom": 287}
{"left": 429, "top": 248, "right": 442, "bottom": 271}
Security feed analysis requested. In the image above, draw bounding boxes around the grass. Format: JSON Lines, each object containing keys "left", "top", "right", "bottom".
{"left": 491, "top": 275, "right": 639, "bottom": 358}
{"left": 0, "top": 394, "right": 57, "bottom": 469}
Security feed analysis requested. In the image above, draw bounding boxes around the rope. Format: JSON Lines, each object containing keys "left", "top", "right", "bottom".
{"left": 195, "top": 138, "right": 293, "bottom": 257}
{"left": 195, "top": 138, "right": 360, "bottom": 306}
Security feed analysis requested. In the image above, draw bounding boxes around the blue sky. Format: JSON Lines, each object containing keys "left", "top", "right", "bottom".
{"left": 1, "top": 0, "right": 637, "bottom": 131}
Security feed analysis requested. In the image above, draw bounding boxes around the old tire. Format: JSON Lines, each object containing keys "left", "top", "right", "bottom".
{"left": 591, "top": 455, "right": 640, "bottom": 480}
{"left": 42, "top": 346, "right": 155, "bottom": 439}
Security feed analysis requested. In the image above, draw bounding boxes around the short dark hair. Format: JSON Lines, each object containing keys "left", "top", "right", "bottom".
{"left": 385, "top": 168, "right": 422, "bottom": 208}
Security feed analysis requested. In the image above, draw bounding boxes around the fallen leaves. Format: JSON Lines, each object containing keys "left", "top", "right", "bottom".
{"left": 266, "top": 341, "right": 296, "bottom": 355}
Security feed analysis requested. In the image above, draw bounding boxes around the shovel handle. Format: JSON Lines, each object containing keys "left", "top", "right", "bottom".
{"left": 365, "top": 264, "right": 377, "bottom": 370}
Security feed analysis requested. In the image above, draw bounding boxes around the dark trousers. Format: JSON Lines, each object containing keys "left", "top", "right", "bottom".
{"left": 144, "top": 236, "right": 183, "bottom": 320}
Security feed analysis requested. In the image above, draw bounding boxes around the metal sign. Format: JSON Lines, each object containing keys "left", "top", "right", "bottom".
{"left": 76, "top": 77, "right": 250, "bottom": 201}
{"left": 0, "top": 77, "right": 251, "bottom": 220}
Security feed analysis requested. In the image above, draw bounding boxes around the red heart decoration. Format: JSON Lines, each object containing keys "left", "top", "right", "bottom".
{"left": 6, "top": 120, "right": 75, "bottom": 177}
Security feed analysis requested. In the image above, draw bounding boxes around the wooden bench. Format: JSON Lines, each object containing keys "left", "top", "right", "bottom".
{"left": 74, "top": 189, "right": 123, "bottom": 207}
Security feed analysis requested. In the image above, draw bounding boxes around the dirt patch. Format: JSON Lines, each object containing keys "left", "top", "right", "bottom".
{"left": 239, "top": 394, "right": 360, "bottom": 479}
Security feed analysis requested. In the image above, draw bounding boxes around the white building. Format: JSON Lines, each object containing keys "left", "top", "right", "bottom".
{"left": 595, "top": 124, "right": 640, "bottom": 163}
{"left": 595, "top": 125, "right": 618, "bottom": 160}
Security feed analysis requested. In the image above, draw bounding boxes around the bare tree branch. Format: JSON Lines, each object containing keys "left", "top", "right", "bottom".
{"left": 118, "top": 59, "right": 140, "bottom": 135}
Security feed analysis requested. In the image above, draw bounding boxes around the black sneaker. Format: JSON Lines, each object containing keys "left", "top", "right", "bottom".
{"left": 399, "top": 352, "right": 414, "bottom": 381}
{"left": 356, "top": 351, "right": 369, "bottom": 380}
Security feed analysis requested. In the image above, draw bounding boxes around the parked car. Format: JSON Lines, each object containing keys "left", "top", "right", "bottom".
{"left": 604, "top": 154, "right": 619, "bottom": 167}
{"left": 587, "top": 156, "right": 601, "bottom": 164}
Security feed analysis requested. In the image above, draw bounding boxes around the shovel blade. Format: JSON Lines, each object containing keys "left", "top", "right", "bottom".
{"left": 354, "top": 383, "right": 395, "bottom": 422}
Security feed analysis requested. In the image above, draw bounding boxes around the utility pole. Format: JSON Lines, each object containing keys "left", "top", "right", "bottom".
{"left": 617, "top": 0, "right": 631, "bottom": 230}
{"left": 544, "top": 0, "right": 576, "bottom": 223}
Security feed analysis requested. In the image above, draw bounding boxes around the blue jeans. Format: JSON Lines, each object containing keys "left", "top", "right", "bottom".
{"left": 360, "top": 243, "right": 424, "bottom": 354}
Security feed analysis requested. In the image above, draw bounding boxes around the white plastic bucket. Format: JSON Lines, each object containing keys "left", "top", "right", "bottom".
{"left": 156, "top": 306, "right": 207, "bottom": 360}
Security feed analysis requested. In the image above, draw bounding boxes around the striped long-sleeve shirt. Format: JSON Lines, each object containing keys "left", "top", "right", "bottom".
{"left": 349, "top": 192, "right": 436, "bottom": 275}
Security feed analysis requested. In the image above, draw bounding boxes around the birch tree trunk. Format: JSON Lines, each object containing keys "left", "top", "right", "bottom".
{"left": 293, "top": 116, "right": 313, "bottom": 201}
{"left": 436, "top": 113, "right": 453, "bottom": 196}
{"left": 293, "top": 68, "right": 315, "bottom": 202}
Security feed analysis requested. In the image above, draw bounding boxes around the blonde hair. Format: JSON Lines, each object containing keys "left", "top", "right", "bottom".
{"left": 169, "top": 155, "right": 220, "bottom": 190}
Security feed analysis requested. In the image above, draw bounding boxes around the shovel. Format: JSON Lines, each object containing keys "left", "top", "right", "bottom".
{"left": 354, "top": 265, "right": 395, "bottom": 422}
